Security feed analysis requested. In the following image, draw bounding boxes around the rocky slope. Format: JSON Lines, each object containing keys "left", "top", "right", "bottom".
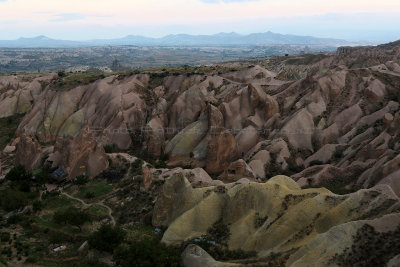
{"left": 155, "top": 174, "right": 400, "bottom": 266}
{"left": 0, "top": 41, "right": 400, "bottom": 266}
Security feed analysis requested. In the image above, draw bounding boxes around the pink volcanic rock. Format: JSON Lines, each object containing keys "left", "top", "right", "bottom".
{"left": 50, "top": 126, "right": 108, "bottom": 178}
{"left": 220, "top": 159, "right": 257, "bottom": 183}
{"left": 235, "top": 126, "right": 259, "bottom": 157}
{"left": 15, "top": 133, "right": 43, "bottom": 171}
{"left": 206, "top": 131, "right": 238, "bottom": 174}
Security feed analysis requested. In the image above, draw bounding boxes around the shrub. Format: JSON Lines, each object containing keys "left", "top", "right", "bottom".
{"left": 5, "top": 165, "right": 32, "bottom": 182}
{"left": 53, "top": 207, "right": 90, "bottom": 231}
{"left": 57, "top": 71, "right": 66, "bottom": 78}
{"left": 0, "top": 232, "right": 10, "bottom": 242}
{"left": 113, "top": 238, "right": 181, "bottom": 267}
{"left": 88, "top": 224, "right": 125, "bottom": 253}
{"left": 207, "top": 219, "right": 230, "bottom": 245}
{"left": 85, "top": 192, "right": 95, "bottom": 199}
{"left": 7, "top": 215, "right": 22, "bottom": 225}
{"left": 74, "top": 174, "right": 90, "bottom": 185}
{"left": 0, "top": 189, "right": 28, "bottom": 212}
{"left": 32, "top": 200, "right": 43, "bottom": 213}
{"left": 25, "top": 255, "right": 40, "bottom": 264}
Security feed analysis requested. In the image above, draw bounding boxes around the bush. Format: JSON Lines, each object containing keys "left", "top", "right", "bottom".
{"left": 113, "top": 238, "right": 181, "bottom": 267}
{"left": 85, "top": 192, "right": 95, "bottom": 199}
{"left": 207, "top": 219, "right": 230, "bottom": 245}
{"left": 7, "top": 215, "right": 22, "bottom": 225}
{"left": 0, "top": 232, "right": 10, "bottom": 242}
{"left": 25, "top": 255, "right": 40, "bottom": 264}
{"left": 32, "top": 200, "right": 43, "bottom": 213}
{"left": 74, "top": 175, "right": 89, "bottom": 185}
{"left": 88, "top": 224, "right": 125, "bottom": 253}
{"left": 57, "top": 71, "right": 66, "bottom": 77}
{"left": 0, "top": 189, "right": 28, "bottom": 212}
{"left": 5, "top": 165, "right": 32, "bottom": 182}
{"left": 53, "top": 207, "right": 90, "bottom": 231}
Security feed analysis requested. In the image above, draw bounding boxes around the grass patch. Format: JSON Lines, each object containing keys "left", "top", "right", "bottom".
{"left": 88, "top": 205, "right": 109, "bottom": 218}
{"left": 33, "top": 214, "right": 80, "bottom": 235}
{"left": 124, "top": 223, "right": 157, "bottom": 242}
{"left": 41, "top": 193, "right": 82, "bottom": 211}
{"left": 49, "top": 72, "right": 110, "bottom": 91}
{"left": 74, "top": 180, "right": 113, "bottom": 202}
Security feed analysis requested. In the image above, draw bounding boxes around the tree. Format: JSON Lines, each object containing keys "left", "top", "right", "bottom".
{"left": 53, "top": 207, "right": 90, "bottom": 231}
{"left": 74, "top": 175, "right": 89, "bottom": 185}
{"left": 0, "top": 189, "right": 28, "bottom": 212}
{"left": 113, "top": 238, "right": 181, "bottom": 267}
{"left": 5, "top": 165, "right": 32, "bottom": 182}
{"left": 88, "top": 224, "right": 125, "bottom": 253}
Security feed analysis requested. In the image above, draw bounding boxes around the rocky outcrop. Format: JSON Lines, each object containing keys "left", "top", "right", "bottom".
{"left": 205, "top": 131, "right": 238, "bottom": 174}
{"left": 220, "top": 159, "right": 257, "bottom": 183}
{"left": 281, "top": 108, "right": 315, "bottom": 151}
{"left": 182, "top": 244, "right": 240, "bottom": 267}
{"left": 1, "top": 41, "right": 399, "bottom": 196}
{"left": 155, "top": 174, "right": 400, "bottom": 266}
{"left": 47, "top": 126, "right": 108, "bottom": 178}
{"left": 15, "top": 133, "right": 43, "bottom": 170}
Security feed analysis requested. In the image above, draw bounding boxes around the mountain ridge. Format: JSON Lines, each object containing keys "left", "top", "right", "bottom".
{"left": 0, "top": 31, "right": 354, "bottom": 48}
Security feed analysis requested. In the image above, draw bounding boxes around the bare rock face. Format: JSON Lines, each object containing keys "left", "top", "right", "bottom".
{"left": 49, "top": 126, "right": 108, "bottom": 178}
{"left": 264, "top": 94, "right": 279, "bottom": 121}
{"left": 365, "top": 79, "right": 387, "bottom": 102}
{"left": 281, "top": 108, "right": 315, "bottom": 151}
{"left": 220, "top": 159, "right": 257, "bottom": 183}
{"left": 314, "top": 123, "right": 340, "bottom": 149}
{"left": 235, "top": 126, "right": 259, "bottom": 156}
{"left": 15, "top": 133, "right": 43, "bottom": 170}
{"left": 2, "top": 42, "right": 400, "bottom": 198}
{"left": 332, "top": 104, "right": 363, "bottom": 134}
{"left": 0, "top": 74, "right": 53, "bottom": 118}
{"left": 206, "top": 131, "right": 238, "bottom": 174}
{"left": 165, "top": 117, "right": 208, "bottom": 163}
{"left": 144, "top": 118, "right": 165, "bottom": 157}
{"left": 182, "top": 244, "right": 239, "bottom": 267}
{"left": 304, "top": 144, "right": 338, "bottom": 167}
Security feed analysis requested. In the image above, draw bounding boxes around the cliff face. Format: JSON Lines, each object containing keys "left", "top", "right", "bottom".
{"left": 0, "top": 41, "right": 399, "bottom": 265}
{"left": 2, "top": 45, "right": 399, "bottom": 191}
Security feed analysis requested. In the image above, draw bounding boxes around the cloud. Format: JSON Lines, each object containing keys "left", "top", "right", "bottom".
{"left": 50, "top": 13, "right": 85, "bottom": 22}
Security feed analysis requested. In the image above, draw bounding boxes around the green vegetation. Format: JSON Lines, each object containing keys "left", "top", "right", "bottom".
{"left": 88, "top": 205, "right": 109, "bottom": 219}
{"left": 207, "top": 219, "right": 231, "bottom": 245}
{"left": 49, "top": 72, "right": 110, "bottom": 91}
{"left": 74, "top": 180, "right": 113, "bottom": 202}
{"left": 113, "top": 238, "right": 181, "bottom": 267}
{"left": 5, "top": 165, "right": 32, "bottom": 182}
{"left": 285, "top": 53, "right": 330, "bottom": 65}
{"left": 88, "top": 224, "right": 125, "bottom": 253}
{"left": 73, "top": 174, "right": 90, "bottom": 185}
{"left": 53, "top": 207, "right": 91, "bottom": 232}
{"left": 41, "top": 193, "right": 81, "bottom": 210}
{"left": 0, "top": 114, "right": 24, "bottom": 151}
{"left": 331, "top": 224, "right": 400, "bottom": 266}
{"left": 0, "top": 188, "right": 29, "bottom": 212}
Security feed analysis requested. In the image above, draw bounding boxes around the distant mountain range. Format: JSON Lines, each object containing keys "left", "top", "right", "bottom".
{"left": 0, "top": 32, "right": 354, "bottom": 48}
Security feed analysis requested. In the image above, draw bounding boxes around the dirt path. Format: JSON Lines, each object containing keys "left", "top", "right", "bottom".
{"left": 61, "top": 191, "right": 116, "bottom": 226}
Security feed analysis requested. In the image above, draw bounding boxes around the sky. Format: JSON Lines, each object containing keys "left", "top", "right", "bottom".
{"left": 0, "top": 0, "right": 399, "bottom": 43}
